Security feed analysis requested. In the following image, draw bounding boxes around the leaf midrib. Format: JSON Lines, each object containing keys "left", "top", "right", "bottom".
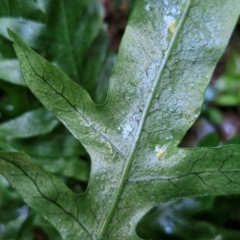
{"left": 97, "top": 0, "right": 192, "bottom": 238}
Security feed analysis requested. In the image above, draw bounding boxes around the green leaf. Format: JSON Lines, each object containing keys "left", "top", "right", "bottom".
{"left": 1, "top": 0, "right": 240, "bottom": 239}
{"left": 79, "top": 27, "right": 110, "bottom": 103}
{"left": 0, "top": 108, "right": 59, "bottom": 140}
{"left": 205, "top": 107, "right": 223, "bottom": 125}
{"left": 0, "top": 124, "right": 90, "bottom": 182}
{"left": 0, "top": 0, "right": 108, "bottom": 93}
{"left": 0, "top": 175, "right": 24, "bottom": 223}
{"left": 0, "top": 81, "right": 38, "bottom": 120}
{"left": 0, "top": 59, "right": 26, "bottom": 86}
{"left": 214, "top": 94, "right": 240, "bottom": 106}
{"left": 198, "top": 132, "right": 220, "bottom": 147}
{"left": 94, "top": 53, "right": 116, "bottom": 104}
{"left": 16, "top": 210, "right": 62, "bottom": 240}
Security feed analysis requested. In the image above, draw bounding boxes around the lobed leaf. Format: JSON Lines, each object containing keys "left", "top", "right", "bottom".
{"left": 1, "top": 0, "right": 240, "bottom": 239}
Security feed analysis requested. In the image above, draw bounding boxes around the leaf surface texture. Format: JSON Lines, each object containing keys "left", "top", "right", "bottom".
{"left": 1, "top": 0, "right": 240, "bottom": 239}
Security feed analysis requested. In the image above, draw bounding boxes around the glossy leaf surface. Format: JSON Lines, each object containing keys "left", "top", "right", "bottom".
{"left": 1, "top": 0, "right": 240, "bottom": 239}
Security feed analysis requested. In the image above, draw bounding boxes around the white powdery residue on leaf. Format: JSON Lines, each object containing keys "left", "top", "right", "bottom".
{"left": 122, "top": 124, "right": 133, "bottom": 140}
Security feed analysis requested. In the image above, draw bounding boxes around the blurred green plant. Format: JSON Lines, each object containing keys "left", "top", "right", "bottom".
{"left": 198, "top": 48, "right": 240, "bottom": 146}
{"left": 213, "top": 51, "right": 240, "bottom": 107}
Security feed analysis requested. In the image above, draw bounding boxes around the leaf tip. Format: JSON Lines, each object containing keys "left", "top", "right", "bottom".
{"left": 7, "top": 29, "right": 26, "bottom": 51}
{"left": 7, "top": 28, "right": 15, "bottom": 41}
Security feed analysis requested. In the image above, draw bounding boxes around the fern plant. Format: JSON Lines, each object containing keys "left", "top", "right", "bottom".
{"left": 1, "top": 0, "right": 240, "bottom": 239}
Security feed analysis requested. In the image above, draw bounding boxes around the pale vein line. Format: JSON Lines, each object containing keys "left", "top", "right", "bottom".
{"left": 127, "top": 170, "right": 240, "bottom": 183}
{"left": 97, "top": 1, "right": 192, "bottom": 238}
{"left": 23, "top": 54, "right": 126, "bottom": 160}
{"left": 14, "top": 37, "right": 127, "bottom": 238}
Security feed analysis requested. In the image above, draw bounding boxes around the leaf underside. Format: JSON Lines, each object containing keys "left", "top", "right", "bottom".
{"left": 1, "top": 0, "right": 240, "bottom": 239}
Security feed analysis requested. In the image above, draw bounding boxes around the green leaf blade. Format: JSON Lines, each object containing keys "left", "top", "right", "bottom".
{"left": 0, "top": 108, "right": 59, "bottom": 139}
{"left": 0, "top": 151, "right": 94, "bottom": 240}
{"left": 2, "top": 0, "right": 240, "bottom": 239}
{"left": 0, "top": 0, "right": 106, "bottom": 89}
{"left": 0, "top": 59, "right": 26, "bottom": 85}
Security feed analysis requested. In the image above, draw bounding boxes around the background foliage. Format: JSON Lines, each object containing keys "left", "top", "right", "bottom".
{"left": 0, "top": 0, "right": 240, "bottom": 239}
